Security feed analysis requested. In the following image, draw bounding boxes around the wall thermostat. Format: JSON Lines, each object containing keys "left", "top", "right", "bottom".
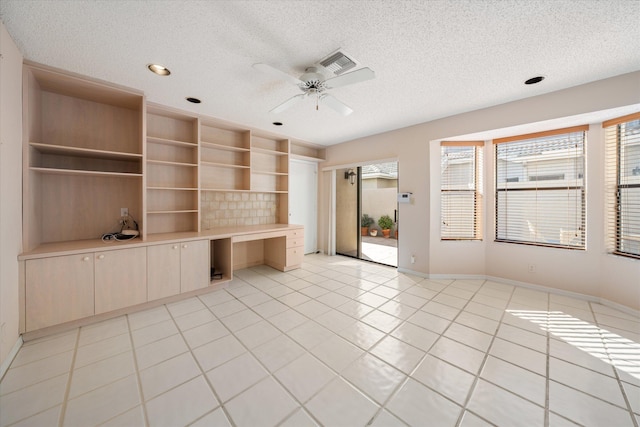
{"left": 398, "top": 192, "right": 412, "bottom": 204}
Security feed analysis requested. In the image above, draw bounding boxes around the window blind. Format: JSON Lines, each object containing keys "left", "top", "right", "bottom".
{"left": 494, "top": 126, "right": 587, "bottom": 248}
{"left": 441, "top": 141, "right": 483, "bottom": 240}
{"left": 603, "top": 112, "right": 640, "bottom": 259}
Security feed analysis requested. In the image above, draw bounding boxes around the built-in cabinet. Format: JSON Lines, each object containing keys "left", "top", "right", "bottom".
{"left": 25, "top": 254, "right": 95, "bottom": 331}
{"left": 147, "top": 239, "right": 209, "bottom": 300}
{"left": 94, "top": 247, "right": 147, "bottom": 314}
{"left": 20, "top": 62, "right": 320, "bottom": 335}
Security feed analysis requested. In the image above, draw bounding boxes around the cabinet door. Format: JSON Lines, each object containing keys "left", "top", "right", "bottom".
{"left": 147, "top": 243, "right": 180, "bottom": 301}
{"left": 95, "top": 247, "right": 147, "bottom": 314}
{"left": 180, "top": 240, "right": 210, "bottom": 293}
{"left": 25, "top": 254, "right": 95, "bottom": 331}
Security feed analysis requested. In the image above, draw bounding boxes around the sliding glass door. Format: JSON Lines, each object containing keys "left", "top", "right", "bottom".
{"left": 336, "top": 162, "right": 398, "bottom": 267}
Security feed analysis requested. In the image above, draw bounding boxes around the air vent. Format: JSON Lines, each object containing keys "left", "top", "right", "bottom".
{"left": 320, "top": 51, "right": 357, "bottom": 75}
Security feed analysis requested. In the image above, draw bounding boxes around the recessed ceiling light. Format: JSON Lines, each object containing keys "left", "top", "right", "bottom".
{"left": 272, "top": 122, "right": 283, "bottom": 126}
{"left": 147, "top": 64, "right": 171, "bottom": 76}
{"left": 524, "top": 76, "right": 545, "bottom": 85}
{"left": 186, "top": 97, "right": 201, "bottom": 104}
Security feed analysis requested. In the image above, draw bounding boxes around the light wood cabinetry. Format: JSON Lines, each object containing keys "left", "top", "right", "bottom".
{"left": 146, "top": 243, "right": 181, "bottom": 300}
{"left": 200, "top": 120, "right": 251, "bottom": 192}
{"left": 94, "top": 247, "right": 147, "bottom": 314}
{"left": 285, "top": 229, "right": 305, "bottom": 270}
{"left": 290, "top": 141, "right": 326, "bottom": 162}
{"left": 146, "top": 105, "right": 199, "bottom": 236}
{"left": 19, "top": 63, "right": 309, "bottom": 336}
{"left": 25, "top": 254, "right": 95, "bottom": 331}
{"left": 147, "top": 239, "right": 209, "bottom": 299}
{"left": 22, "top": 63, "right": 144, "bottom": 251}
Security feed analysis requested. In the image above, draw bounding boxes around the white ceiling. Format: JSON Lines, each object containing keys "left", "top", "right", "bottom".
{"left": 1, "top": 0, "right": 639, "bottom": 146}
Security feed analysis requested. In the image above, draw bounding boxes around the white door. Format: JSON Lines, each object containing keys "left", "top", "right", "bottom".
{"left": 290, "top": 159, "right": 317, "bottom": 254}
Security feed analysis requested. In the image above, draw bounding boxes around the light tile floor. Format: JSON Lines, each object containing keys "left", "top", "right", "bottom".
{"left": 1, "top": 254, "right": 639, "bottom": 427}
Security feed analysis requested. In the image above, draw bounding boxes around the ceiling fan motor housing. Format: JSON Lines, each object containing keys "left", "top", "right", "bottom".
{"left": 299, "top": 67, "right": 327, "bottom": 93}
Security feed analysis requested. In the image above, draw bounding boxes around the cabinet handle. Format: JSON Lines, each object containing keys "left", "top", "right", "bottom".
{"left": 172, "top": 245, "right": 178, "bottom": 249}
{"left": 182, "top": 244, "right": 188, "bottom": 249}
{"left": 82, "top": 256, "right": 90, "bottom": 262}
{"left": 97, "top": 254, "right": 105, "bottom": 260}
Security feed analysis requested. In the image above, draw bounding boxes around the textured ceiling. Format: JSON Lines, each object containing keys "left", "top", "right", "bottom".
{"left": 1, "top": 0, "right": 639, "bottom": 146}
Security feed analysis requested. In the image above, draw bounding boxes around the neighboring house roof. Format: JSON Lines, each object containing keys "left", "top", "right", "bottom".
{"left": 362, "top": 163, "right": 398, "bottom": 180}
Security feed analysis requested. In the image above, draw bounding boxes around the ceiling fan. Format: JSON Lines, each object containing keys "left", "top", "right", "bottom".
{"left": 254, "top": 56, "right": 375, "bottom": 116}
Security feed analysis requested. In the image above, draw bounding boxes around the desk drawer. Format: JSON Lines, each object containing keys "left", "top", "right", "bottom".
{"left": 286, "top": 247, "right": 303, "bottom": 267}
{"left": 287, "top": 237, "right": 304, "bottom": 248}
{"left": 286, "top": 229, "right": 304, "bottom": 240}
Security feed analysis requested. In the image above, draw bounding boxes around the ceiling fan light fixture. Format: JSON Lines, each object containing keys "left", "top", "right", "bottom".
{"left": 147, "top": 64, "right": 171, "bottom": 76}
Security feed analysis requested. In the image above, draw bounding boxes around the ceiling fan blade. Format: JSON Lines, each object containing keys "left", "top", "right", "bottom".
{"left": 270, "top": 94, "right": 306, "bottom": 114}
{"left": 324, "top": 67, "right": 375, "bottom": 89}
{"left": 319, "top": 94, "right": 353, "bottom": 116}
{"left": 253, "top": 63, "right": 302, "bottom": 86}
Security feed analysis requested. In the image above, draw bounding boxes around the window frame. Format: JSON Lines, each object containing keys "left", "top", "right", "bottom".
{"left": 440, "top": 141, "right": 484, "bottom": 241}
{"left": 603, "top": 112, "right": 640, "bottom": 259}
{"left": 493, "top": 125, "right": 588, "bottom": 249}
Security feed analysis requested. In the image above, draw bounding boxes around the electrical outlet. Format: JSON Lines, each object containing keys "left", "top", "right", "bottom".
{"left": 121, "top": 208, "right": 128, "bottom": 217}
{"left": 528, "top": 264, "right": 536, "bottom": 273}
{"left": 411, "top": 255, "right": 415, "bottom": 264}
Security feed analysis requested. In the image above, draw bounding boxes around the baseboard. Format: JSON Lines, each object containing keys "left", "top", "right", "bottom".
{"left": 0, "top": 335, "right": 23, "bottom": 381}
{"left": 397, "top": 268, "right": 429, "bottom": 279}
{"left": 428, "top": 273, "right": 489, "bottom": 281}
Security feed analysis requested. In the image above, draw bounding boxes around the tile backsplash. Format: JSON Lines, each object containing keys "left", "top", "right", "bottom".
{"left": 201, "top": 192, "right": 278, "bottom": 229}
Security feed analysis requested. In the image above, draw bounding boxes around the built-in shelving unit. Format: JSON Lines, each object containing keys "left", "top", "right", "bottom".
{"left": 22, "top": 63, "right": 323, "bottom": 254}
{"left": 290, "top": 140, "right": 326, "bottom": 162}
{"left": 250, "top": 135, "right": 289, "bottom": 193}
{"left": 22, "top": 63, "right": 144, "bottom": 251}
{"left": 200, "top": 120, "right": 251, "bottom": 192}
{"left": 145, "top": 105, "right": 200, "bottom": 237}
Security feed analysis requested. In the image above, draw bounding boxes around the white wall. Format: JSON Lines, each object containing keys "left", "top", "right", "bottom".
{"left": 321, "top": 71, "right": 640, "bottom": 311}
{"left": 0, "top": 21, "right": 23, "bottom": 367}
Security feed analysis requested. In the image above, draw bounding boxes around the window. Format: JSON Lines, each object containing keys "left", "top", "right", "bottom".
{"left": 494, "top": 126, "right": 587, "bottom": 248}
{"left": 604, "top": 112, "right": 640, "bottom": 259}
{"left": 441, "top": 141, "right": 483, "bottom": 240}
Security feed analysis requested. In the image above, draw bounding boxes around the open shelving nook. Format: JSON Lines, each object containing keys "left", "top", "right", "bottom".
{"left": 145, "top": 105, "right": 200, "bottom": 237}
{"left": 200, "top": 119, "right": 251, "bottom": 192}
{"left": 22, "top": 63, "right": 144, "bottom": 251}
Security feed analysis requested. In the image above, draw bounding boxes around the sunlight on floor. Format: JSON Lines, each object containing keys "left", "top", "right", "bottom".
{"left": 507, "top": 310, "right": 640, "bottom": 380}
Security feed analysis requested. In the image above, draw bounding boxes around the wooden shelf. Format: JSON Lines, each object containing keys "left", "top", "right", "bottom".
{"left": 201, "top": 161, "right": 250, "bottom": 170}
{"left": 147, "top": 187, "right": 198, "bottom": 191}
{"left": 251, "top": 147, "right": 288, "bottom": 156}
{"left": 30, "top": 142, "right": 142, "bottom": 160}
{"left": 201, "top": 188, "right": 252, "bottom": 193}
{"left": 30, "top": 167, "right": 142, "bottom": 178}
{"left": 147, "top": 159, "right": 197, "bottom": 167}
{"left": 147, "top": 136, "right": 197, "bottom": 148}
{"left": 290, "top": 141, "right": 325, "bottom": 161}
{"left": 147, "top": 210, "right": 199, "bottom": 214}
{"left": 252, "top": 170, "right": 288, "bottom": 176}
{"left": 201, "top": 141, "right": 250, "bottom": 153}
{"left": 290, "top": 153, "right": 325, "bottom": 162}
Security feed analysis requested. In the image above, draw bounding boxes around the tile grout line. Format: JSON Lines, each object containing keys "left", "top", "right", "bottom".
{"left": 588, "top": 300, "right": 640, "bottom": 427}
{"left": 544, "top": 291, "right": 551, "bottom": 427}
{"left": 57, "top": 327, "right": 81, "bottom": 427}
{"left": 124, "top": 314, "right": 150, "bottom": 427}
{"left": 167, "top": 297, "right": 237, "bottom": 427}
{"left": 452, "top": 279, "right": 516, "bottom": 427}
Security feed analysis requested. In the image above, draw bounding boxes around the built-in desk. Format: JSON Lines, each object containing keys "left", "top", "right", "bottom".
{"left": 18, "top": 224, "right": 304, "bottom": 338}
